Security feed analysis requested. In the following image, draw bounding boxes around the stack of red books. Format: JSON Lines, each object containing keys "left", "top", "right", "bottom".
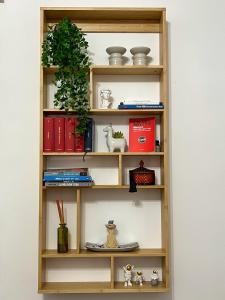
{"left": 43, "top": 117, "right": 84, "bottom": 152}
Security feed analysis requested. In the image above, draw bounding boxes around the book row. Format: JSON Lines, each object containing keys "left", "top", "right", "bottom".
{"left": 43, "top": 117, "right": 93, "bottom": 152}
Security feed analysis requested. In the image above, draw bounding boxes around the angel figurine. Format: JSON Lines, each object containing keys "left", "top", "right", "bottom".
{"left": 123, "top": 264, "right": 134, "bottom": 287}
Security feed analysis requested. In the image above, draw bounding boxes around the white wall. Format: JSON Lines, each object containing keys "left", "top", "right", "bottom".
{"left": 0, "top": 1, "right": 225, "bottom": 300}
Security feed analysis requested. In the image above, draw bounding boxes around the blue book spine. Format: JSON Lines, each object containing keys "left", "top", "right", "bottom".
{"left": 44, "top": 172, "right": 87, "bottom": 176}
{"left": 118, "top": 104, "right": 164, "bottom": 109}
{"left": 44, "top": 175, "right": 92, "bottom": 182}
{"left": 84, "top": 118, "right": 94, "bottom": 152}
{"left": 118, "top": 102, "right": 164, "bottom": 109}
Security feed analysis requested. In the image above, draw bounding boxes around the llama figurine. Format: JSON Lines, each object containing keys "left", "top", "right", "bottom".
{"left": 103, "top": 124, "right": 126, "bottom": 152}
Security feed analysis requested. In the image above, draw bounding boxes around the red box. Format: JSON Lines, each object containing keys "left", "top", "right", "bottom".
{"left": 129, "top": 117, "right": 155, "bottom": 152}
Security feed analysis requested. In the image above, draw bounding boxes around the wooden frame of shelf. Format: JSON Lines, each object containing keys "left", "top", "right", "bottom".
{"left": 39, "top": 7, "right": 169, "bottom": 294}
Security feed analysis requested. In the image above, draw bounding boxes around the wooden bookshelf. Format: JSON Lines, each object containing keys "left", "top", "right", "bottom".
{"left": 39, "top": 7, "right": 169, "bottom": 294}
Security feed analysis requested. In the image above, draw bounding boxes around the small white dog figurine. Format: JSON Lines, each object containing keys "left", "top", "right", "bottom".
{"left": 135, "top": 271, "right": 144, "bottom": 286}
{"left": 123, "top": 264, "right": 134, "bottom": 287}
{"left": 103, "top": 124, "right": 126, "bottom": 152}
{"left": 100, "top": 89, "right": 112, "bottom": 109}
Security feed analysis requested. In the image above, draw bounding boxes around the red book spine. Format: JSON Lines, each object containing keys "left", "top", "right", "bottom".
{"left": 43, "top": 117, "right": 54, "bottom": 152}
{"left": 54, "top": 118, "right": 65, "bottom": 152}
{"left": 74, "top": 118, "right": 84, "bottom": 152}
{"left": 129, "top": 117, "right": 155, "bottom": 152}
{"left": 65, "top": 118, "right": 75, "bottom": 152}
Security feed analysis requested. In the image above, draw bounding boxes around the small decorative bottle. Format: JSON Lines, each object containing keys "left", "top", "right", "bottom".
{"left": 155, "top": 140, "right": 161, "bottom": 152}
{"left": 57, "top": 223, "right": 68, "bottom": 253}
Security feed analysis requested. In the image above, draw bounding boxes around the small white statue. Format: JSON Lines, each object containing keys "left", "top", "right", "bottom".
{"left": 100, "top": 89, "right": 112, "bottom": 109}
{"left": 103, "top": 124, "right": 126, "bottom": 152}
{"left": 135, "top": 271, "right": 144, "bottom": 286}
{"left": 123, "top": 264, "right": 134, "bottom": 287}
{"left": 150, "top": 269, "right": 159, "bottom": 286}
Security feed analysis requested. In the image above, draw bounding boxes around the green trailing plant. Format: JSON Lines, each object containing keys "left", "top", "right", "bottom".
{"left": 42, "top": 17, "right": 91, "bottom": 134}
{"left": 113, "top": 131, "right": 124, "bottom": 139}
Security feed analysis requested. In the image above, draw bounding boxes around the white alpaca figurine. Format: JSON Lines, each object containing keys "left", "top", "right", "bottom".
{"left": 103, "top": 125, "right": 126, "bottom": 152}
{"left": 123, "top": 264, "right": 134, "bottom": 287}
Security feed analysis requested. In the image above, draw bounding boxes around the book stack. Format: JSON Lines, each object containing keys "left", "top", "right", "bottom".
{"left": 43, "top": 168, "right": 93, "bottom": 187}
{"left": 118, "top": 101, "right": 164, "bottom": 110}
{"left": 43, "top": 117, "right": 94, "bottom": 153}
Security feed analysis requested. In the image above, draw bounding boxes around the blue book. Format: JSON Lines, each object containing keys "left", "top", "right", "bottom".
{"left": 84, "top": 118, "right": 94, "bottom": 152}
{"left": 118, "top": 102, "right": 164, "bottom": 109}
{"left": 43, "top": 175, "right": 92, "bottom": 182}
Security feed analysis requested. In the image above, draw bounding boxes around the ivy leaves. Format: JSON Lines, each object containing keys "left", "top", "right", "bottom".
{"left": 42, "top": 18, "right": 91, "bottom": 134}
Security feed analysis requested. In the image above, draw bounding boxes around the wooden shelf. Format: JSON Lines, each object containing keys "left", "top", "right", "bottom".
{"left": 91, "top": 65, "right": 163, "bottom": 75}
{"left": 43, "top": 108, "right": 165, "bottom": 115}
{"left": 43, "top": 65, "right": 163, "bottom": 75}
{"left": 39, "top": 281, "right": 167, "bottom": 294}
{"left": 43, "top": 185, "right": 165, "bottom": 190}
{"left": 42, "top": 248, "right": 167, "bottom": 258}
{"left": 43, "top": 151, "right": 164, "bottom": 156}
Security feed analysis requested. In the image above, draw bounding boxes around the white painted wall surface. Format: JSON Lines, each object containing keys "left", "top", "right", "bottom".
{"left": 1, "top": 0, "right": 225, "bottom": 300}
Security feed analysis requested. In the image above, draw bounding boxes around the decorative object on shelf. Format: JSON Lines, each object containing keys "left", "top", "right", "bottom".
{"left": 113, "top": 131, "right": 124, "bottom": 139}
{"left": 41, "top": 17, "right": 91, "bottom": 134}
{"left": 130, "top": 47, "right": 151, "bottom": 65}
{"left": 123, "top": 264, "right": 134, "bottom": 287}
{"left": 103, "top": 124, "right": 126, "bottom": 152}
{"left": 129, "top": 117, "right": 155, "bottom": 152}
{"left": 155, "top": 140, "right": 161, "bottom": 152}
{"left": 129, "top": 160, "right": 155, "bottom": 193}
{"left": 135, "top": 271, "right": 145, "bottom": 286}
{"left": 105, "top": 220, "right": 118, "bottom": 248}
{"left": 85, "top": 242, "right": 139, "bottom": 252}
{"left": 100, "top": 89, "right": 113, "bottom": 109}
{"left": 150, "top": 270, "right": 159, "bottom": 286}
{"left": 56, "top": 200, "right": 68, "bottom": 253}
{"left": 106, "top": 46, "right": 126, "bottom": 65}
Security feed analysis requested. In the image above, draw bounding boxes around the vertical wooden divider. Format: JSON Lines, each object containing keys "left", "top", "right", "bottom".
{"left": 110, "top": 256, "right": 115, "bottom": 288}
{"left": 160, "top": 10, "right": 170, "bottom": 288}
{"left": 89, "top": 69, "right": 93, "bottom": 109}
{"left": 76, "top": 188, "right": 81, "bottom": 253}
{"left": 118, "top": 154, "right": 123, "bottom": 185}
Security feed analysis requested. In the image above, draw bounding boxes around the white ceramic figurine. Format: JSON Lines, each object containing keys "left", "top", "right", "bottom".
{"left": 135, "top": 271, "right": 144, "bottom": 286}
{"left": 100, "top": 89, "right": 112, "bottom": 109}
{"left": 123, "top": 264, "right": 134, "bottom": 287}
{"left": 150, "top": 269, "right": 159, "bottom": 286}
{"left": 103, "top": 124, "right": 126, "bottom": 152}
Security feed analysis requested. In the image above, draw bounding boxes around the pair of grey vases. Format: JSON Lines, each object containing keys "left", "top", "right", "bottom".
{"left": 106, "top": 46, "right": 151, "bottom": 66}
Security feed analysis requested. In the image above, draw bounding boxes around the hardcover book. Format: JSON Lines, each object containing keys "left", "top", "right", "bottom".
{"left": 54, "top": 117, "right": 65, "bottom": 152}
{"left": 65, "top": 117, "right": 75, "bottom": 152}
{"left": 129, "top": 117, "right": 155, "bottom": 152}
{"left": 43, "top": 117, "right": 54, "bottom": 152}
{"left": 84, "top": 118, "right": 94, "bottom": 152}
{"left": 74, "top": 118, "right": 84, "bottom": 152}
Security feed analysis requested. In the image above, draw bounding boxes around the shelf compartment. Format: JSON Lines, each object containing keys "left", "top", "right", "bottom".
{"left": 43, "top": 108, "right": 165, "bottom": 115}
{"left": 43, "top": 152, "right": 164, "bottom": 156}
{"left": 39, "top": 281, "right": 167, "bottom": 293}
{"left": 42, "top": 248, "right": 167, "bottom": 258}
